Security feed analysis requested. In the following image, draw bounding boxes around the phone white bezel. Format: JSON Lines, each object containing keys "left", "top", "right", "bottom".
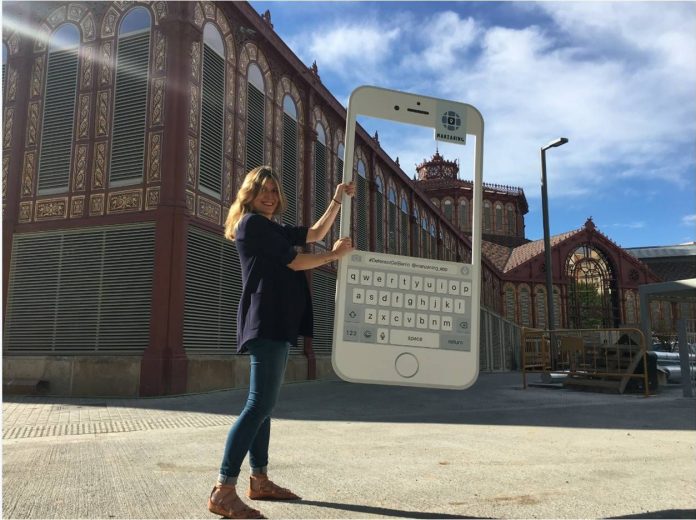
{"left": 332, "top": 85, "right": 484, "bottom": 390}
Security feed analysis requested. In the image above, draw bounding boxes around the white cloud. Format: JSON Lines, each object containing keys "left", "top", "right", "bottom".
{"left": 294, "top": 22, "right": 401, "bottom": 84}
{"left": 682, "top": 214, "right": 696, "bottom": 226}
{"left": 401, "top": 11, "right": 479, "bottom": 70}
{"left": 425, "top": 5, "right": 696, "bottom": 198}
{"left": 610, "top": 222, "right": 646, "bottom": 229}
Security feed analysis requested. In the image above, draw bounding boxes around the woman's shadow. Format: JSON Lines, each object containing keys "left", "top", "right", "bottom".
{"left": 295, "top": 499, "right": 485, "bottom": 519}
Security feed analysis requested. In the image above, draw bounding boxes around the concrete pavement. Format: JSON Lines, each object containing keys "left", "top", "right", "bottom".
{"left": 3, "top": 372, "right": 696, "bottom": 519}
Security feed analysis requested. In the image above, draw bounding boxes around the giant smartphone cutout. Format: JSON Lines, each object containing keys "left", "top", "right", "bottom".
{"left": 332, "top": 86, "right": 484, "bottom": 390}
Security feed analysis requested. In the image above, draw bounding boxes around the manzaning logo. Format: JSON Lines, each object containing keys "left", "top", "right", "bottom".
{"left": 441, "top": 110, "right": 461, "bottom": 131}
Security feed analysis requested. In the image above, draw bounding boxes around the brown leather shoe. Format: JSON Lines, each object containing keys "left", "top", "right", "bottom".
{"left": 247, "top": 474, "right": 301, "bottom": 501}
{"left": 208, "top": 483, "right": 265, "bottom": 519}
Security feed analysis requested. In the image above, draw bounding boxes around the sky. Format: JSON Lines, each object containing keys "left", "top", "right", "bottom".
{"left": 250, "top": 1, "right": 696, "bottom": 248}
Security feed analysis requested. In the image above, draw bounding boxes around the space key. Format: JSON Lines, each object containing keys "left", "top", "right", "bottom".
{"left": 390, "top": 330, "right": 439, "bottom": 348}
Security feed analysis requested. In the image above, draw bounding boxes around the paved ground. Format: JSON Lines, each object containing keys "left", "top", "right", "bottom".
{"left": 3, "top": 372, "right": 696, "bottom": 519}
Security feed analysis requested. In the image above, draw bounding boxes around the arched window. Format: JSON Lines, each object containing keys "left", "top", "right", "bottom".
{"left": 504, "top": 285, "right": 516, "bottom": 322}
{"left": 566, "top": 245, "right": 618, "bottom": 328}
{"left": 400, "top": 195, "right": 409, "bottom": 255}
{"left": 245, "top": 63, "right": 265, "bottom": 172}
{"left": 2, "top": 43, "right": 9, "bottom": 100}
{"left": 495, "top": 202, "right": 504, "bottom": 233}
{"left": 413, "top": 207, "right": 420, "bottom": 256}
{"left": 313, "top": 122, "right": 328, "bottom": 226}
{"left": 430, "top": 222, "right": 437, "bottom": 259}
{"left": 443, "top": 198, "right": 453, "bottom": 223}
{"left": 336, "top": 142, "right": 345, "bottom": 185}
{"left": 535, "top": 286, "right": 547, "bottom": 329}
{"left": 625, "top": 290, "right": 637, "bottom": 325}
{"left": 387, "top": 185, "right": 397, "bottom": 254}
{"left": 281, "top": 94, "right": 298, "bottom": 225}
{"left": 483, "top": 200, "right": 492, "bottom": 232}
{"left": 421, "top": 215, "right": 429, "bottom": 258}
{"left": 199, "top": 23, "right": 225, "bottom": 197}
{"left": 458, "top": 198, "right": 469, "bottom": 231}
{"left": 519, "top": 285, "right": 531, "bottom": 326}
{"left": 506, "top": 204, "right": 516, "bottom": 236}
{"left": 110, "top": 8, "right": 151, "bottom": 187}
{"left": 355, "top": 159, "right": 368, "bottom": 250}
{"left": 37, "top": 24, "right": 80, "bottom": 194}
{"left": 374, "top": 175, "right": 385, "bottom": 252}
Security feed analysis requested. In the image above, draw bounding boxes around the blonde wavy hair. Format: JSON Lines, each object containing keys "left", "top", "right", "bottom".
{"left": 224, "top": 166, "right": 287, "bottom": 240}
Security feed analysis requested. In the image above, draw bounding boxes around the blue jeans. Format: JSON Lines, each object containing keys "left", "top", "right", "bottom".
{"left": 219, "top": 338, "right": 290, "bottom": 480}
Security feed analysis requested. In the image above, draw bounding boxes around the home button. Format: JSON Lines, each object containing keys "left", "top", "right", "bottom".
{"left": 394, "top": 353, "right": 419, "bottom": 378}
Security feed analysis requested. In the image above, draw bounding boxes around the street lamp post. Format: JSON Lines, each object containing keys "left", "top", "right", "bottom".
{"left": 540, "top": 137, "right": 568, "bottom": 371}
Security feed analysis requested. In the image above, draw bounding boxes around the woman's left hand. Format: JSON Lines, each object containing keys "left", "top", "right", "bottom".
{"left": 334, "top": 182, "right": 356, "bottom": 202}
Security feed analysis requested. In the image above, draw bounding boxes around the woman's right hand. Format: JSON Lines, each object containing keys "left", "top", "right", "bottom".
{"left": 332, "top": 236, "right": 354, "bottom": 260}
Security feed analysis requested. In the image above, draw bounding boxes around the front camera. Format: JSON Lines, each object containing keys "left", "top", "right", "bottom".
{"left": 394, "top": 105, "right": 400, "bottom": 111}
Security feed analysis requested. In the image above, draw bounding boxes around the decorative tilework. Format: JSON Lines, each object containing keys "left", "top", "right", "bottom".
{"left": 30, "top": 56, "right": 45, "bottom": 98}
{"left": 25, "top": 100, "right": 44, "bottom": 149}
{"left": 36, "top": 197, "right": 68, "bottom": 221}
{"left": 191, "top": 41, "right": 201, "bottom": 83}
{"left": 19, "top": 202, "right": 32, "bottom": 223}
{"left": 99, "top": 41, "right": 113, "bottom": 87}
{"left": 95, "top": 90, "right": 110, "bottom": 137}
{"left": 89, "top": 193, "right": 104, "bottom": 216}
{"left": 6, "top": 66, "right": 18, "bottom": 102}
{"left": 198, "top": 196, "right": 221, "bottom": 225}
{"left": 21, "top": 152, "right": 36, "bottom": 197}
{"left": 73, "top": 144, "right": 88, "bottom": 191}
{"left": 153, "top": 30, "right": 166, "bottom": 72}
{"left": 4, "top": 107, "right": 15, "bottom": 149}
{"left": 145, "top": 186, "right": 160, "bottom": 210}
{"left": 102, "top": 7, "right": 119, "bottom": 38}
{"left": 186, "top": 137, "right": 197, "bottom": 186}
{"left": 47, "top": 5, "right": 67, "bottom": 27}
{"left": 80, "top": 45, "right": 94, "bottom": 89}
{"left": 70, "top": 195, "right": 85, "bottom": 218}
{"left": 151, "top": 78, "right": 165, "bottom": 125}
{"left": 78, "top": 94, "right": 90, "bottom": 139}
{"left": 186, "top": 190, "right": 195, "bottom": 212}
{"left": 108, "top": 189, "right": 142, "bottom": 214}
{"left": 152, "top": 2, "right": 168, "bottom": 25}
{"left": 147, "top": 132, "right": 162, "bottom": 183}
{"left": 2, "top": 155, "right": 9, "bottom": 200}
{"left": 92, "top": 142, "right": 106, "bottom": 189}
{"left": 80, "top": 13, "right": 96, "bottom": 41}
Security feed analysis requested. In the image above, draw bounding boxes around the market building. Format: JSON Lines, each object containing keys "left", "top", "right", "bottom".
{"left": 2, "top": 1, "right": 687, "bottom": 396}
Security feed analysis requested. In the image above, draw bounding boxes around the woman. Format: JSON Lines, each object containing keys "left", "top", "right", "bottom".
{"left": 207, "top": 166, "right": 355, "bottom": 519}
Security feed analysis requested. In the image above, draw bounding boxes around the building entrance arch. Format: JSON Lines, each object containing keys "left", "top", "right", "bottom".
{"left": 566, "top": 244, "right": 620, "bottom": 328}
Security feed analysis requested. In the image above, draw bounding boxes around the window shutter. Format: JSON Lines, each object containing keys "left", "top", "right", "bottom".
{"left": 37, "top": 48, "right": 79, "bottom": 193}
{"left": 4, "top": 223, "right": 155, "bottom": 353}
{"left": 184, "top": 226, "right": 241, "bottom": 353}
{"left": 245, "top": 83, "right": 264, "bottom": 172}
{"left": 281, "top": 112, "right": 298, "bottom": 226}
{"left": 110, "top": 32, "right": 150, "bottom": 185}
{"left": 199, "top": 44, "right": 224, "bottom": 196}
{"left": 356, "top": 175, "right": 368, "bottom": 250}
{"left": 313, "top": 141, "right": 327, "bottom": 224}
{"left": 374, "top": 195, "right": 384, "bottom": 252}
{"left": 400, "top": 212, "right": 409, "bottom": 255}
{"left": 333, "top": 157, "right": 343, "bottom": 240}
{"left": 387, "top": 201, "right": 397, "bottom": 253}
{"left": 311, "top": 270, "right": 336, "bottom": 355}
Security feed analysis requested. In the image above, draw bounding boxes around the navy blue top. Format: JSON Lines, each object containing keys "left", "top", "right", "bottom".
{"left": 234, "top": 213, "right": 312, "bottom": 353}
